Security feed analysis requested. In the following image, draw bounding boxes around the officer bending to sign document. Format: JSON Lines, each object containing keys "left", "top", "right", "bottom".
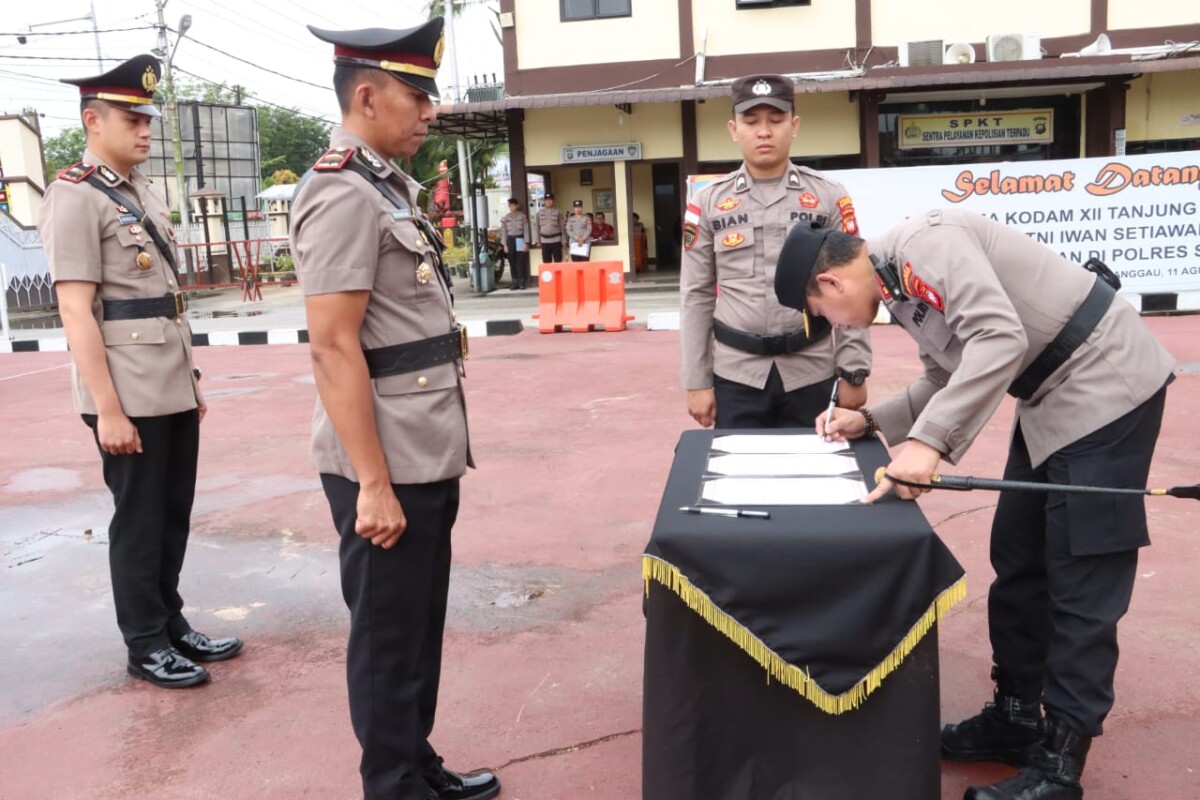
{"left": 291, "top": 17, "right": 498, "bottom": 800}
{"left": 774, "top": 209, "right": 1174, "bottom": 800}
{"left": 39, "top": 54, "right": 243, "bottom": 689}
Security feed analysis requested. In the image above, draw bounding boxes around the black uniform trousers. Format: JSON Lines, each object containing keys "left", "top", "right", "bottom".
{"left": 713, "top": 364, "right": 837, "bottom": 429}
{"left": 321, "top": 474, "right": 459, "bottom": 800}
{"left": 505, "top": 235, "right": 529, "bottom": 288}
{"left": 988, "top": 382, "right": 1168, "bottom": 736}
{"left": 82, "top": 410, "right": 199, "bottom": 658}
{"left": 539, "top": 241, "right": 562, "bottom": 263}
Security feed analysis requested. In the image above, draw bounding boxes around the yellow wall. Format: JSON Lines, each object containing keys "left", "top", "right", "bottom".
{"left": 696, "top": 92, "right": 860, "bottom": 162}
{"left": 523, "top": 104, "right": 684, "bottom": 167}
{"left": 871, "top": 0, "right": 1089, "bottom": 45}
{"left": 691, "top": 0, "right": 855, "bottom": 56}
{"left": 514, "top": 0, "right": 679, "bottom": 69}
{"left": 0, "top": 118, "right": 47, "bottom": 227}
{"left": 1108, "top": 1, "right": 1200, "bottom": 30}
{"left": 1125, "top": 72, "right": 1200, "bottom": 142}
{"left": 630, "top": 162, "right": 657, "bottom": 264}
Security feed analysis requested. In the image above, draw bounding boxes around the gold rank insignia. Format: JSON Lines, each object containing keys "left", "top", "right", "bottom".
{"left": 313, "top": 147, "right": 355, "bottom": 171}
{"left": 715, "top": 197, "right": 741, "bottom": 211}
{"left": 97, "top": 165, "right": 119, "bottom": 184}
{"left": 136, "top": 251, "right": 153, "bottom": 270}
{"left": 415, "top": 262, "right": 434, "bottom": 285}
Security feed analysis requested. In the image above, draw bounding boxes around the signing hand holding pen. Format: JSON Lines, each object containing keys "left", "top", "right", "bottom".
{"left": 816, "top": 407, "right": 867, "bottom": 442}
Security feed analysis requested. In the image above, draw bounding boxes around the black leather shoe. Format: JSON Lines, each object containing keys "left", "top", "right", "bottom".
{"left": 965, "top": 716, "right": 1091, "bottom": 800}
{"left": 172, "top": 630, "right": 244, "bottom": 663}
{"left": 943, "top": 667, "right": 1043, "bottom": 766}
{"left": 423, "top": 756, "right": 501, "bottom": 800}
{"left": 127, "top": 647, "right": 210, "bottom": 688}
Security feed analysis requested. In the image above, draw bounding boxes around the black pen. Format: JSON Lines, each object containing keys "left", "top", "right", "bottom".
{"left": 679, "top": 506, "right": 771, "bottom": 519}
{"left": 822, "top": 376, "right": 840, "bottom": 440}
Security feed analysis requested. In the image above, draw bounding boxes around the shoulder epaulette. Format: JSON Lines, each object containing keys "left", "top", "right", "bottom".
{"left": 313, "top": 147, "right": 356, "bottom": 172}
{"left": 58, "top": 162, "right": 96, "bottom": 184}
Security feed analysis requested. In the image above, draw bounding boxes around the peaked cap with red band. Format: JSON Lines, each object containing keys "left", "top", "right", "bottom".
{"left": 61, "top": 54, "right": 162, "bottom": 117}
{"left": 308, "top": 18, "right": 444, "bottom": 98}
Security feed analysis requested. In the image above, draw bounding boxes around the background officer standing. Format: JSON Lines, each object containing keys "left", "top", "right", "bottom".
{"left": 777, "top": 210, "right": 1175, "bottom": 800}
{"left": 38, "top": 55, "right": 243, "bottom": 689}
{"left": 566, "top": 199, "right": 592, "bottom": 262}
{"left": 532, "top": 192, "right": 565, "bottom": 263}
{"left": 499, "top": 197, "right": 530, "bottom": 289}
{"left": 680, "top": 74, "right": 872, "bottom": 429}
{"left": 292, "top": 17, "right": 499, "bottom": 800}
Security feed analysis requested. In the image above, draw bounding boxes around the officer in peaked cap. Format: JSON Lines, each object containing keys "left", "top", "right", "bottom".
{"left": 291, "top": 16, "right": 500, "bottom": 800}
{"left": 678, "top": 73, "right": 872, "bottom": 431}
{"left": 60, "top": 53, "right": 163, "bottom": 117}
{"left": 775, "top": 210, "right": 1174, "bottom": 800}
{"left": 38, "top": 54, "right": 244, "bottom": 690}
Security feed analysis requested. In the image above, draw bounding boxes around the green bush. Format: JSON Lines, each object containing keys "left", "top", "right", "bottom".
{"left": 272, "top": 253, "right": 295, "bottom": 272}
{"left": 442, "top": 244, "right": 469, "bottom": 267}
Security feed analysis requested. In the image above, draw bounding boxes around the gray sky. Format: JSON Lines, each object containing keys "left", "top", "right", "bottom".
{"left": 1, "top": 0, "right": 504, "bottom": 138}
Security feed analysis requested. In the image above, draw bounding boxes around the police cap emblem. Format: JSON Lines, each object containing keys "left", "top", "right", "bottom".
{"left": 752, "top": 80, "right": 771, "bottom": 96}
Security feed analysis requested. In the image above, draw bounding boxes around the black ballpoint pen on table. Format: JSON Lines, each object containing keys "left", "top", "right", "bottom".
{"left": 680, "top": 506, "right": 771, "bottom": 519}
{"left": 822, "top": 376, "right": 840, "bottom": 439}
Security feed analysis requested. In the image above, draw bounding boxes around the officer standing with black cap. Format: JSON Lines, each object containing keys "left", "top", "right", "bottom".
{"left": 532, "top": 192, "right": 565, "bottom": 263}
{"left": 680, "top": 74, "right": 872, "bottom": 429}
{"left": 38, "top": 55, "right": 243, "bottom": 688}
{"left": 499, "top": 197, "right": 530, "bottom": 289}
{"left": 775, "top": 210, "right": 1175, "bottom": 800}
{"left": 291, "top": 16, "right": 499, "bottom": 800}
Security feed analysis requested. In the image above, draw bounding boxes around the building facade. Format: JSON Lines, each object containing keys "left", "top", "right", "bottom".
{"left": 435, "top": 0, "right": 1199, "bottom": 276}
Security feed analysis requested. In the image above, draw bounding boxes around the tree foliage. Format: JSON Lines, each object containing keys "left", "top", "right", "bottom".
{"left": 42, "top": 127, "right": 87, "bottom": 183}
{"left": 256, "top": 106, "right": 331, "bottom": 182}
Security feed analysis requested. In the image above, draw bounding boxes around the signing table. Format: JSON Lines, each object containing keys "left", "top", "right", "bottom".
{"left": 642, "top": 430, "right": 965, "bottom": 800}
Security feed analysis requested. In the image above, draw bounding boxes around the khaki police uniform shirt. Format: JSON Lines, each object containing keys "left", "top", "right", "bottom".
{"left": 566, "top": 213, "right": 592, "bottom": 244}
{"left": 500, "top": 210, "right": 530, "bottom": 242}
{"left": 291, "top": 127, "right": 469, "bottom": 485}
{"left": 871, "top": 208, "right": 1175, "bottom": 468}
{"left": 38, "top": 149, "right": 202, "bottom": 417}
{"left": 534, "top": 206, "right": 565, "bottom": 244}
{"left": 680, "top": 162, "right": 872, "bottom": 392}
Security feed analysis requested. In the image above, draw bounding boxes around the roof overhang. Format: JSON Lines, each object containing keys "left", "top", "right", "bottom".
{"left": 431, "top": 53, "right": 1200, "bottom": 139}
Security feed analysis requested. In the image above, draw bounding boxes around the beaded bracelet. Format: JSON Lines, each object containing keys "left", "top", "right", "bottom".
{"left": 859, "top": 407, "right": 877, "bottom": 438}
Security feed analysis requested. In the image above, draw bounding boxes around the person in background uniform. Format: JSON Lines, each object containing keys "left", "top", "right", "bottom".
{"left": 291, "top": 18, "right": 499, "bottom": 800}
{"left": 631, "top": 212, "right": 647, "bottom": 238}
{"left": 532, "top": 192, "right": 565, "bottom": 263}
{"left": 680, "top": 74, "right": 872, "bottom": 429}
{"left": 567, "top": 199, "right": 592, "bottom": 262}
{"left": 38, "top": 54, "right": 243, "bottom": 689}
{"left": 592, "top": 212, "right": 614, "bottom": 241}
{"left": 499, "top": 197, "right": 530, "bottom": 290}
{"left": 776, "top": 209, "right": 1175, "bottom": 800}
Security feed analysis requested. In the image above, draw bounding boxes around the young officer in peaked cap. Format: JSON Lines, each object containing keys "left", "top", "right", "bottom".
{"left": 679, "top": 74, "right": 872, "bottom": 430}
{"left": 775, "top": 211, "right": 1174, "bottom": 800}
{"left": 291, "top": 18, "right": 499, "bottom": 800}
{"left": 38, "top": 54, "right": 244, "bottom": 689}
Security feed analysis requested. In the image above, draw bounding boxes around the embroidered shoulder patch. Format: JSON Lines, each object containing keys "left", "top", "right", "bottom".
{"left": 836, "top": 196, "right": 859, "bottom": 235}
{"left": 313, "top": 147, "right": 355, "bottom": 171}
{"left": 58, "top": 162, "right": 96, "bottom": 184}
{"left": 683, "top": 223, "right": 698, "bottom": 251}
{"left": 901, "top": 261, "right": 944, "bottom": 312}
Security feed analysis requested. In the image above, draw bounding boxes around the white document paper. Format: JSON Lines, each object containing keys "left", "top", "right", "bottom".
{"left": 711, "top": 434, "right": 850, "bottom": 455}
{"left": 700, "top": 476, "right": 867, "bottom": 506}
{"left": 569, "top": 241, "right": 591, "bottom": 258}
{"left": 706, "top": 452, "right": 860, "bottom": 478}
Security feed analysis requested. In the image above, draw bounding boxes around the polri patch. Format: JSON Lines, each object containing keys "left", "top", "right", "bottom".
{"left": 901, "top": 261, "right": 944, "bottom": 312}
{"left": 683, "top": 223, "right": 698, "bottom": 251}
{"left": 799, "top": 192, "right": 819, "bottom": 208}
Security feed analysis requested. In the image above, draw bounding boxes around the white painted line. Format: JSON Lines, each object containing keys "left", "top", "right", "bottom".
{"left": 39, "top": 338, "right": 69, "bottom": 352}
{"left": 646, "top": 311, "right": 680, "bottom": 331}
{"left": 0, "top": 361, "right": 71, "bottom": 381}
{"left": 207, "top": 331, "right": 241, "bottom": 346}
{"left": 462, "top": 320, "right": 488, "bottom": 338}
{"left": 266, "top": 329, "right": 302, "bottom": 345}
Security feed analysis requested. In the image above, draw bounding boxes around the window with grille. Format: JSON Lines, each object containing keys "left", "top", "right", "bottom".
{"left": 561, "top": 0, "right": 632, "bottom": 22}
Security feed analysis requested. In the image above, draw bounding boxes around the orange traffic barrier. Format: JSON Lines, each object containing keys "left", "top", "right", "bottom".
{"left": 534, "top": 260, "right": 635, "bottom": 333}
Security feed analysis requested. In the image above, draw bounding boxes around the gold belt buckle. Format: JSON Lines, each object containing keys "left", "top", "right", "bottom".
{"left": 457, "top": 324, "right": 469, "bottom": 361}
{"left": 173, "top": 291, "right": 187, "bottom": 316}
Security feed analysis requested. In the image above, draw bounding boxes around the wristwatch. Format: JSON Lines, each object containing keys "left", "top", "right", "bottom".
{"left": 837, "top": 367, "right": 870, "bottom": 386}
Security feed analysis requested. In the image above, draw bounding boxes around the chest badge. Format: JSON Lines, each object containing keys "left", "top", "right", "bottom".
{"left": 415, "top": 262, "right": 434, "bottom": 285}
{"left": 129, "top": 224, "right": 143, "bottom": 235}
{"left": 799, "top": 192, "right": 819, "bottom": 209}
{"left": 715, "top": 196, "right": 741, "bottom": 212}
{"left": 721, "top": 231, "right": 746, "bottom": 248}
{"left": 135, "top": 251, "right": 153, "bottom": 270}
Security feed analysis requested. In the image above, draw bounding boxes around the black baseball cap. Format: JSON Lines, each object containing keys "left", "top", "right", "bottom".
{"left": 774, "top": 223, "right": 831, "bottom": 313}
{"left": 731, "top": 74, "right": 795, "bottom": 114}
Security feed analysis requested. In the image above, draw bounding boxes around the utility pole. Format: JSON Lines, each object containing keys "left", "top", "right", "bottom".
{"left": 154, "top": 0, "right": 194, "bottom": 283}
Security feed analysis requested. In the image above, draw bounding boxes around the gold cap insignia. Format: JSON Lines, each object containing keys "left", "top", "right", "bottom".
{"left": 136, "top": 251, "right": 153, "bottom": 270}
{"left": 142, "top": 66, "right": 158, "bottom": 95}
{"left": 433, "top": 33, "right": 445, "bottom": 68}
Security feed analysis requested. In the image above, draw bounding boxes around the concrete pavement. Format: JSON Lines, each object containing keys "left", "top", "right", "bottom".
{"left": 1, "top": 319, "right": 1198, "bottom": 800}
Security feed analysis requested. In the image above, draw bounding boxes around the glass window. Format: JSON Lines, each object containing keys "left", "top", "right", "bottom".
{"left": 736, "top": 0, "right": 811, "bottom": 9}
{"left": 562, "top": 0, "right": 631, "bottom": 21}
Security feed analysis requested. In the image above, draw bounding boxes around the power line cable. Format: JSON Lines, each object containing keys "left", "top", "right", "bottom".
{"left": 177, "top": 32, "right": 330, "bottom": 90}
{"left": 0, "top": 26, "right": 156, "bottom": 36}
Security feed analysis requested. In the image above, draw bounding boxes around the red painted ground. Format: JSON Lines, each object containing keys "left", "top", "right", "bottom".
{"left": 0, "top": 319, "right": 1197, "bottom": 800}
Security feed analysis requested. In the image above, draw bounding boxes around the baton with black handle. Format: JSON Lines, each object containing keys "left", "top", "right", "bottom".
{"left": 872, "top": 467, "right": 1200, "bottom": 501}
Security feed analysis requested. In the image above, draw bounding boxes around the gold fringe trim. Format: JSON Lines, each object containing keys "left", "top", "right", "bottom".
{"left": 643, "top": 554, "right": 967, "bottom": 715}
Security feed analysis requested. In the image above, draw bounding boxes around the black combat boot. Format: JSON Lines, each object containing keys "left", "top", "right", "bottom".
{"left": 964, "top": 715, "right": 1092, "bottom": 800}
{"left": 942, "top": 666, "right": 1044, "bottom": 765}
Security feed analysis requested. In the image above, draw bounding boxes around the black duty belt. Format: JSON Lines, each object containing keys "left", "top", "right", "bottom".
{"left": 713, "top": 318, "right": 830, "bottom": 356}
{"left": 363, "top": 326, "right": 468, "bottom": 379}
{"left": 102, "top": 292, "right": 187, "bottom": 320}
{"left": 1008, "top": 276, "right": 1115, "bottom": 400}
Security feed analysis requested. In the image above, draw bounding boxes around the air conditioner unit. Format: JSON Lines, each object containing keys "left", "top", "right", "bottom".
{"left": 987, "top": 33, "right": 1042, "bottom": 62}
{"left": 900, "top": 39, "right": 945, "bottom": 67}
